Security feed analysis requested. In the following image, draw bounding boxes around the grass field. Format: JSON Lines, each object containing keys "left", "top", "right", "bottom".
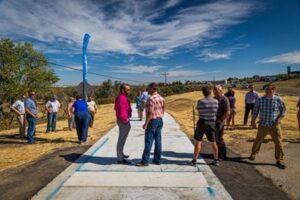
{"left": 0, "top": 104, "right": 116, "bottom": 172}
{"left": 165, "top": 87, "right": 299, "bottom": 155}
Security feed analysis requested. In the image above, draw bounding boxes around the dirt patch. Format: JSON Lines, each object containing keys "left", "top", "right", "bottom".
{"left": 0, "top": 145, "right": 89, "bottom": 200}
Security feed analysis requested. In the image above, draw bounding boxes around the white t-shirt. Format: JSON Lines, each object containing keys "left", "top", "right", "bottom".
{"left": 141, "top": 91, "right": 150, "bottom": 103}
{"left": 12, "top": 100, "right": 25, "bottom": 114}
{"left": 46, "top": 100, "right": 61, "bottom": 113}
{"left": 88, "top": 101, "right": 96, "bottom": 112}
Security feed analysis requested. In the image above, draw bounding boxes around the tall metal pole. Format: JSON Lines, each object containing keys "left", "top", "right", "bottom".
{"left": 161, "top": 72, "right": 168, "bottom": 85}
{"left": 82, "top": 33, "right": 91, "bottom": 101}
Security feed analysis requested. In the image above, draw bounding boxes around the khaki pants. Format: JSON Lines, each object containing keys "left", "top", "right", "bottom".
{"left": 251, "top": 124, "right": 284, "bottom": 161}
{"left": 18, "top": 114, "right": 26, "bottom": 138}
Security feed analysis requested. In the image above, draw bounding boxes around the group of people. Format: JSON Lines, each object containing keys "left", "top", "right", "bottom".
{"left": 10, "top": 90, "right": 97, "bottom": 145}
{"left": 9, "top": 83, "right": 299, "bottom": 170}
{"left": 114, "top": 82, "right": 295, "bottom": 170}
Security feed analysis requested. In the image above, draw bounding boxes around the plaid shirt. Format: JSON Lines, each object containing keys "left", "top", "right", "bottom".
{"left": 146, "top": 92, "right": 165, "bottom": 119}
{"left": 252, "top": 95, "right": 286, "bottom": 127}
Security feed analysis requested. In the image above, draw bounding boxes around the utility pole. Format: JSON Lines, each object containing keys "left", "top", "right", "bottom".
{"left": 161, "top": 72, "right": 169, "bottom": 85}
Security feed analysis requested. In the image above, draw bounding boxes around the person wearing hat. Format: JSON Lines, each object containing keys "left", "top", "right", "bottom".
{"left": 45, "top": 95, "right": 61, "bottom": 133}
{"left": 11, "top": 94, "right": 26, "bottom": 139}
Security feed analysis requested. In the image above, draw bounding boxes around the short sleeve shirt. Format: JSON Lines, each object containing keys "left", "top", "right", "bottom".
{"left": 215, "top": 95, "right": 230, "bottom": 120}
{"left": 25, "top": 97, "right": 37, "bottom": 115}
{"left": 88, "top": 101, "right": 96, "bottom": 112}
{"left": 12, "top": 100, "right": 25, "bottom": 114}
{"left": 46, "top": 100, "right": 60, "bottom": 113}
{"left": 146, "top": 92, "right": 165, "bottom": 119}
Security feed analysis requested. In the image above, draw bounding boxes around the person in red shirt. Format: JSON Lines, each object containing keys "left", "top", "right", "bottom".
{"left": 114, "top": 83, "right": 132, "bottom": 164}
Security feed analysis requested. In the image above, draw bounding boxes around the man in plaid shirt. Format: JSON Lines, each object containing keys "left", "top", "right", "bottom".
{"left": 137, "top": 82, "right": 165, "bottom": 167}
{"left": 250, "top": 84, "right": 286, "bottom": 169}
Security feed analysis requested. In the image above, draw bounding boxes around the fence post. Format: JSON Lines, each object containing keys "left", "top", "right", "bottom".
{"left": 193, "top": 105, "right": 195, "bottom": 132}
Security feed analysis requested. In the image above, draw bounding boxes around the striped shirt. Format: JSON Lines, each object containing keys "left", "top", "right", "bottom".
{"left": 146, "top": 92, "right": 165, "bottom": 119}
{"left": 252, "top": 95, "right": 286, "bottom": 127}
{"left": 197, "top": 96, "right": 219, "bottom": 121}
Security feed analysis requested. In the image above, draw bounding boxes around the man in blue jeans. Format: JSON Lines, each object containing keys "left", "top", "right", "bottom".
{"left": 25, "top": 90, "right": 38, "bottom": 144}
{"left": 137, "top": 83, "right": 165, "bottom": 167}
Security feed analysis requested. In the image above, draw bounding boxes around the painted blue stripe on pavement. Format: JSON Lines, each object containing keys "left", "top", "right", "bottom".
{"left": 76, "top": 138, "right": 109, "bottom": 171}
{"left": 46, "top": 137, "right": 109, "bottom": 200}
{"left": 207, "top": 187, "right": 216, "bottom": 197}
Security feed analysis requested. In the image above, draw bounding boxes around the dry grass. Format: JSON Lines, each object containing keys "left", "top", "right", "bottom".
{"left": 166, "top": 89, "right": 299, "bottom": 153}
{"left": 0, "top": 104, "right": 116, "bottom": 172}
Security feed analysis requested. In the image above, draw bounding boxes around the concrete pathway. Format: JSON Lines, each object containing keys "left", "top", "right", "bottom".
{"left": 33, "top": 107, "right": 232, "bottom": 200}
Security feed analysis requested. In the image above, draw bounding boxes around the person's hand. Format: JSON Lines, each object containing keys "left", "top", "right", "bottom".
{"left": 275, "top": 119, "right": 281, "bottom": 126}
{"left": 143, "top": 123, "right": 147, "bottom": 130}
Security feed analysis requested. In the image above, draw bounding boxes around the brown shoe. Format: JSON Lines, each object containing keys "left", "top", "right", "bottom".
{"left": 136, "top": 162, "right": 149, "bottom": 167}
{"left": 249, "top": 154, "right": 256, "bottom": 161}
{"left": 276, "top": 161, "right": 286, "bottom": 169}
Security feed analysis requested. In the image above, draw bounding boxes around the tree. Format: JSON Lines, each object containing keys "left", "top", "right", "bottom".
{"left": 0, "top": 38, "right": 59, "bottom": 102}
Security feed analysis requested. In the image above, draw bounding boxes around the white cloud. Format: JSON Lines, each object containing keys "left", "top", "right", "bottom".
{"left": 0, "top": 0, "right": 256, "bottom": 57}
{"left": 110, "top": 65, "right": 162, "bottom": 74}
{"left": 198, "top": 44, "right": 249, "bottom": 62}
{"left": 257, "top": 51, "right": 300, "bottom": 64}
{"left": 166, "top": 69, "right": 221, "bottom": 77}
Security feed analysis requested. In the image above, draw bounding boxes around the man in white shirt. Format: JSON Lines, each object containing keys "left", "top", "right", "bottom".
{"left": 140, "top": 90, "right": 150, "bottom": 120}
{"left": 87, "top": 96, "right": 97, "bottom": 128}
{"left": 11, "top": 95, "right": 26, "bottom": 138}
{"left": 45, "top": 95, "right": 61, "bottom": 133}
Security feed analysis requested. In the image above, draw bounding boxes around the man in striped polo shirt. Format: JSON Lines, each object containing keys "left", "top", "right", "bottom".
{"left": 191, "top": 86, "right": 220, "bottom": 166}
{"left": 137, "top": 82, "right": 165, "bottom": 167}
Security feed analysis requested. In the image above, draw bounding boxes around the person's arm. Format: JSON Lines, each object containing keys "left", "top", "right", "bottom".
{"left": 276, "top": 98, "right": 286, "bottom": 126}
{"left": 11, "top": 102, "right": 22, "bottom": 115}
{"left": 94, "top": 101, "right": 97, "bottom": 113}
{"left": 219, "top": 98, "right": 230, "bottom": 122}
{"left": 143, "top": 99, "right": 153, "bottom": 129}
{"left": 25, "top": 107, "right": 37, "bottom": 118}
{"left": 251, "top": 99, "right": 260, "bottom": 128}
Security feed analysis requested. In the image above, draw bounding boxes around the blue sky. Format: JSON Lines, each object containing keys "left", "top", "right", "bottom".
{"left": 0, "top": 0, "right": 300, "bottom": 85}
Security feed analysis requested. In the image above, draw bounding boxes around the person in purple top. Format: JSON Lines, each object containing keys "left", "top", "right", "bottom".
{"left": 244, "top": 85, "right": 259, "bottom": 125}
{"left": 72, "top": 95, "right": 89, "bottom": 145}
{"left": 225, "top": 89, "right": 236, "bottom": 130}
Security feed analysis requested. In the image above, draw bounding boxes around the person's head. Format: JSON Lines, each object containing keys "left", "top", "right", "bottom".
{"left": 147, "top": 82, "right": 158, "bottom": 95}
{"left": 227, "top": 87, "right": 233, "bottom": 92}
{"left": 69, "top": 97, "right": 75, "bottom": 102}
{"left": 249, "top": 84, "right": 255, "bottom": 92}
{"left": 120, "top": 83, "right": 130, "bottom": 95}
{"left": 137, "top": 90, "right": 142, "bottom": 96}
{"left": 28, "top": 90, "right": 36, "bottom": 99}
{"left": 76, "top": 94, "right": 83, "bottom": 100}
{"left": 52, "top": 95, "right": 57, "bottom": 101}
{"left": 202, "top": 86, "right": 212, "bottom": 98}
{"left": 88, "top": 96, "right": 93, "bottom": 101}
{"left": 213, "top": 85, "right": 222, "bottom": 97}
{"left": 264, "top": 84, "right": 276, "bottom": 96}
{"left": 20, "top": 94, "right": 26, "bottom": 101}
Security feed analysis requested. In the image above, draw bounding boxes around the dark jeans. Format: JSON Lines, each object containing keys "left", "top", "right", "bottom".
{"left": 75, "top": 112, "right": 89, "bottom": 142}
{"left": 142, "top": 118, "right": 163, "bottom": 164}
{"left": 216, "top": 121, "right": 227, "bottom": 159}
{"left": 244, "top": 103, "right": 255, "bottom": 125}
{"left": 46, "top": 112, "right": 57, "bottom": 132}
{"left": 26, "top": 117, "right": 37, "bottom": 144}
